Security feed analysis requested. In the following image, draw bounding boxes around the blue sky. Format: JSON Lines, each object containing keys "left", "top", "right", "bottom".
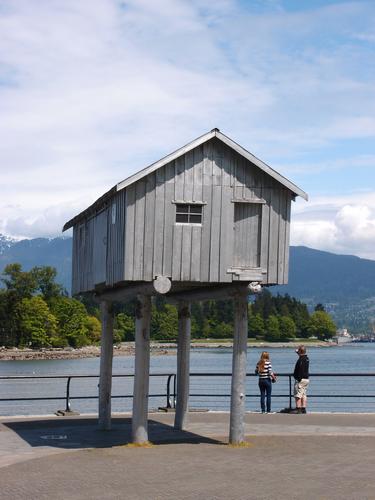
{"left": 0, "top": 0, "right": 374, "bottom": 259}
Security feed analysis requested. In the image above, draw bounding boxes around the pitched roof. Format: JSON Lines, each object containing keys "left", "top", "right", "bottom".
{"left": 63, "top": 129, "right": 308, "bottom": 231}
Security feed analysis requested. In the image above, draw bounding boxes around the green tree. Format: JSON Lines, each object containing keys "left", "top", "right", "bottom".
{"left": 116, "top": 312, "right": 135, "bottom": 341}
{"left": 33, "top": 266, "right": 64, "bottom": 302}
{"left": 307, "top": 311, "right": 336, "bottom": 340}
{"left": 211, "top": 321, "right": 233, "bottom": 339}
{"left": 51, "top": 296, "right": 90, "bottom": 347}
{"left": 16, "top": 296, "right": 57, "bottom": 348}
{"left": 85, "top": 315, "right": 102, "bottom": 344}
{"left": 151, "top": 304, "right": 178, "bottom": 341}
{"left": 264, "top": 315, "right": 280, "bottom": 341}
{"left": 248, "top": 313, "right": 265, "bottom": 339}
{"left": 1, "top": 263, "right": 37, "bottom": 299}
{"left": 279, "top": 316, "right": 297, "bottom": 340}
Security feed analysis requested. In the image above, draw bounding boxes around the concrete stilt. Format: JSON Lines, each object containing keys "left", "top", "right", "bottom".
{"left": 229, "top": 292, "right": 249, "bottom": 444}
{"left": 174, "top": 301, "right": 191, "bottom": 431}
{"left": 98, "top": 300, "right": 114, "bottom": 430}
{"left": 132, "top": 294, "right": 151, "bottom": 443}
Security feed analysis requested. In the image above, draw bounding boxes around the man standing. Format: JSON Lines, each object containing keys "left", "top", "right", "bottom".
{"left": 291, "top": 345, "right": 309, "bottom": 414}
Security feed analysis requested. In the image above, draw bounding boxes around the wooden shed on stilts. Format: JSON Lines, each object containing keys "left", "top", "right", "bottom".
{"left": 63, "top": 129, "right": 307, "bottom": 445}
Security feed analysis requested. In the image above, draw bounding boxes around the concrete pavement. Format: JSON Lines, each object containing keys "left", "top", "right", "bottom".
{"left": 1, "top": 412, "right": 375, "bottom": 499}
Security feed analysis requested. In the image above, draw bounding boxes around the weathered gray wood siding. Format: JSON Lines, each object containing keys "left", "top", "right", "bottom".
{"left": 122, "top": 138, "right": 291, "bottom": 286}
{"left": 72, "top": 217, "right": 95, "bottom": 295}
{"left": 106, "top": 190, "right": 126, "bottom": 287}
{"left": 71, "top": 138, "right": 292, "bottom": 294}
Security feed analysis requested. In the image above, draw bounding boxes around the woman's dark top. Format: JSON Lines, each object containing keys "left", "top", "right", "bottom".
{"left": 294, "top": 354, "right": 309, "bottom": 381}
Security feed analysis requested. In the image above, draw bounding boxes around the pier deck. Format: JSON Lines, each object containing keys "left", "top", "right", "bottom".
{"left": 1, "top": 412, "right": 375, "bottom": 499}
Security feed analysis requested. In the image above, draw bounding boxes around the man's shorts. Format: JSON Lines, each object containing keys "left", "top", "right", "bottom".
{"left": 294, "top": 379, "right": 309, "bottom": 399}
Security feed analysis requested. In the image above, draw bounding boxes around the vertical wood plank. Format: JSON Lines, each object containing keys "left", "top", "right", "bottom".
{"left": 277, "top": 189, "right": 287, "bottom": 284}
{"left": 143, "top": 173, "right": 156, "bottom": 281}
{"left": 163, "top": 162, "right": 175, "bottom": 277}
{"left": 234, "top": 157, "right": 244, "bottom": 199}
{"left": 181, "top": 225, "right": 192, "bottom": 281}
{"left": 190, "top": 225, "right": 202, "bottom": 281}
{"left": 153, "top": 166, "right": 165, "bottom": 277}
{"left": 133, "top": 181, "right": 146, "bottom": 280}
{"left": 184, "top": 150, "right": 194, "bottom": 201}
{"left": 124, "top": 184, "right": 136, "bottom": 280}
{"left": 193, "top": 145, "right": 203, "bottom": 201}
{"left": 201, "top": 142, "right": 213, "bottom": 281}
{"left": 283, "top": 193, "right": 292, "bottom": 284}
{"left": 267, "top": 189, "right": 280, "bottom": 284}
{"left": 175, "top": 156, "right": 185, "bottom": 200}
{"left": 172, "top": 224, "right": 183, "bottom": 280}
{"left": 209, "top": 185, "right": 222, "bottom": 282}
{"left": 260, "top": 188, "right": 271, "bottom": 283}
{"left": 212, "top": 140, "right": 223, "bottom": 186}
{"left": 222, "top": 144, "right": 232, "bottom": 187}
{"left": 219, "top": 186, "right": 233, "bottom": 282}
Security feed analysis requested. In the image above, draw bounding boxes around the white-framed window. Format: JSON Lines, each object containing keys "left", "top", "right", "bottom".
{"left": 175, "top": 203, "right": 203, "bottom": 224}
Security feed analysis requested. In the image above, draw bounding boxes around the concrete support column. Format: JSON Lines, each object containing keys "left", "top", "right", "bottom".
{"left": 174, "top": 301, "right": 191, "bottom": 431}
{"left": 98, "top": 300, "right": 114, "bottom": 430}
{"left": 229, "top": 292, "right": 249, "bottom": 444}
{"left": 132, "top": 294, "right": 151, "bottom": 443}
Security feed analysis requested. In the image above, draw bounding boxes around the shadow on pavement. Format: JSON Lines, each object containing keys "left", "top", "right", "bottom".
{"left": 3, "top": 416, "right": 223, "bottom": 449}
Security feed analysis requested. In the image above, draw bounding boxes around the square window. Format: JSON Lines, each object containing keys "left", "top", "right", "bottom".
{"left": 175, "top": 204, "right": 203, "bottom": 224}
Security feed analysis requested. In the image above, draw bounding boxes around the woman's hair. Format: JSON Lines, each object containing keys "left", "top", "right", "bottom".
{"left": 257, "top": 351, "right": 270, "bottom": 371}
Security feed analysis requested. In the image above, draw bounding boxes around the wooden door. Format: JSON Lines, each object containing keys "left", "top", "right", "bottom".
{"left": 233, "top": 203, "right": 261, "bottom": 268}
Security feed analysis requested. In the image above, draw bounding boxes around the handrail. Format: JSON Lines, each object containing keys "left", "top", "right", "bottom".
{"left": 2, "top": 372, "right": 375, "bottom": 414}
{"left": 0, "top": 373, "right": 176, "bottom": 413}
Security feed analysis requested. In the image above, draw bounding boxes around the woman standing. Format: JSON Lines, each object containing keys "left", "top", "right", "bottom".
{"left": 255, "top": 351, "right": 276, "bottom": 413}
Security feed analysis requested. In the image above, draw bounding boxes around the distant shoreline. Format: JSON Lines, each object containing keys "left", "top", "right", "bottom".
{"left": 0, "top": 340, "right": 338, "bottom": 361}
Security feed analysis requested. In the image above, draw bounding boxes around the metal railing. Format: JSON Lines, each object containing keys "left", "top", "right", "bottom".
{"left": 0, "top": 374, "right": 174, "bottom": 414}
{"left": 1, "top": 373, "right": 375, "bottom": 414}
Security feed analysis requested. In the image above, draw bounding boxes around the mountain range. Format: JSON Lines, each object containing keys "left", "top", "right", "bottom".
{"left": 1, "top": 235, "right": 374, "bottom": 333}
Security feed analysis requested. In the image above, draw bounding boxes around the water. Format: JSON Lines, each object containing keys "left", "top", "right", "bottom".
{"left": 1, "top": 344, "right": 375, "bottom": 416}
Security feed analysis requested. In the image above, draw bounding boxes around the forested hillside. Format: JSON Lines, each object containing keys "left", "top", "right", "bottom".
{"left": 0, "top": 264, "right": 336, "bottom": 347}
{"left": 1, "top": 235, "right": 374, "bottom": 332}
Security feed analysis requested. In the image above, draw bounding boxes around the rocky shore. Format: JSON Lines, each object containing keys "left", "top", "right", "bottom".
{"left": 0, "top": 340, "right": 335, "bottom": 361}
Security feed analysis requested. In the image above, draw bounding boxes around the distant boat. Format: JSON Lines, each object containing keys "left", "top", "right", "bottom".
{"left": 333, "top": 328, "right": 353, "bottom": 345}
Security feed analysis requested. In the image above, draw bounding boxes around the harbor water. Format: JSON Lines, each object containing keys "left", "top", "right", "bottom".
{"left": 1, "top": 343, "right": 375, "bottom": 416}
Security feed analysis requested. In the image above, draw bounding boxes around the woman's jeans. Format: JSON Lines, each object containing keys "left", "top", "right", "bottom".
{"left": 258, "top": 378, "right": 272, "bottom": 412}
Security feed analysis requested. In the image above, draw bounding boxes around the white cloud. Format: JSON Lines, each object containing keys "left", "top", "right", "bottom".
{"left": 291, "top": 195, "right": 375, "bottom": 260}
{"left": 0, "top": 0, "right": 374, "bottom": 262}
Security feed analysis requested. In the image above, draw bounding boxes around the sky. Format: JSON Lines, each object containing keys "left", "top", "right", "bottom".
{"left": 0, "top": 0, "right": 374, "bottom": 259}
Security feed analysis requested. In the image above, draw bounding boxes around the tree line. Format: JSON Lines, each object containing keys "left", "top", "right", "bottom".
{"left": 0, "top": 264, "right": 337, "bottom": 348}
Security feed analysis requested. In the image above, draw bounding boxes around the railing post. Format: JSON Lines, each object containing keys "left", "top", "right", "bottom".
{"left": 289, "top": 375, "right": 292, "bottom": 409}
{"left": 166, "top": 374, "right": 173, "bottom": 408}
{"left": 65, "top": 377, "right": 72, "bottom": 412}
{"left": 173, "top": 374, "right": 177, "bottom": 409}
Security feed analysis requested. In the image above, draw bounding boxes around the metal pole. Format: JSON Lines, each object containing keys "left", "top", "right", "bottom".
{"left": 289, "top": 375, "right": 292, "bottom": 409}
{"left": 98, "top": 300, "right": 114, "bottom": 430}
{"left": 132, "top": 294, "right": 151, "bottom": 444}
{"left": 229, "top": 292, "right": 248, "bottom": 444}
{"left": 65, "top": 377, "right": 72, "bottom": 412}
{"left": 174, "top": 301, "right": 191, "bottom": 430}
